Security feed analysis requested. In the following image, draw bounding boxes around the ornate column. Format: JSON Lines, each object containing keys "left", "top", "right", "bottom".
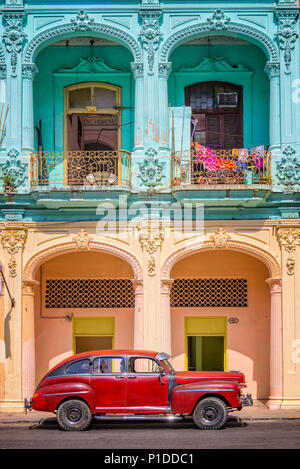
{"left": 0, "top": 225, "right": 27, "bottom": 411}
{"left": 158, "top": 62, "right": 172, "bottom": 152}
{"left": 265, "top": 62, "right": 281, "bottom": 152}
{"left": 2, "top": 9, "right": 26, "bottom": 150}
{"left": 131, "top": 63, "right": 144, "bottom": 152}
{"left": 161, "top": 279, "right": 174, "bottom": 356}
{"left": 131, "top": 279, "right": 144, "bottom": 350}
{"left": 266, "top": 278, "right": 283, "bottom": 409}
{"left": 22, "top": 64, "right": 38, "bottom": 153}
{"left": 276, "top": 226, "right": 300, "bottom": 408}
{"left": 22, "top": 279, "right": 39, "bottom": 399}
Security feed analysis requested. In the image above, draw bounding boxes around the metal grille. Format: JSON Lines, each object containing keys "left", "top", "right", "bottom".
{"left": 171, "top": 278, "right": 248, "bottom": 307}
{"left": 45, "top": 279, "right": 134, "bottom": 309}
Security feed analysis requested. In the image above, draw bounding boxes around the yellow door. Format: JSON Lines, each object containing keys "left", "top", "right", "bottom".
{"left": 72, "top": 317, "right": 115, "bottom": 354}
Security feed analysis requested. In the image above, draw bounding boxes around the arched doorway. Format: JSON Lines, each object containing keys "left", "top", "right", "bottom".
{"left": 186, "top": 81, "right": 243, "bottom": 149}
{"left": 169, "top": 249, "right": 271, "bottom": 401}
{"left": 33, "top": 250, "right": 135, "bottom": 385}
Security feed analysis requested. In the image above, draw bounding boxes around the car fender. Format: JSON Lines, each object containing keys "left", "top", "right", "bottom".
{"left": 171, "top": 379, "right": 240, "bottom": 414}
{"left": 32, "top": 379, "right": 96, "bottom": 413}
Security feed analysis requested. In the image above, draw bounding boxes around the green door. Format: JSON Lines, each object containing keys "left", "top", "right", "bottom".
{"left": 185, "top": 317, "right": 227, "bottom": 372}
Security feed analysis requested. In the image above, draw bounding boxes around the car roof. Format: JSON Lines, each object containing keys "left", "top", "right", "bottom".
{"left": 50, "top": 350, "right": 160, "bottom": 371}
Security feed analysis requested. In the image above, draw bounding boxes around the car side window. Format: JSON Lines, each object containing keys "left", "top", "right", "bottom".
{"left": 129, "top": 357, "right": 161, "bottom": 373}
{"left": 65, "top": 359, "right": 90, "bottom": 375}
{"left": 92, "top": 357, "right": 125, "bottom": 374}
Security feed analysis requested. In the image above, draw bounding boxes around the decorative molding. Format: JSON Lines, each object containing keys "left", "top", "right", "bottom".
{"left": 22, "top": 279, "right": 40, "bottom": 295}
{"left": 131, "top": 62, "right": 144, "bottom": 79}
{"left": 23, "top": 12, "right": 142, "bottom": 64}
{"left": 3, "top": 12, "right": 26, "bottom": 77}
{"left": 70, "top": 10, "right": 95, "bottom": 31}
{"left": 276, "top": 146, "right": 300, "bottom": 191}
{"left": 138, "top": 147, "right": 165, "bottom": 189}
{"left": 23, "top": 239, "right": 143, "bottom": 281}
{"left": 56, "top": 56, "right": 127, "bottom": 74}
{"left": 131, "top": 279, "right": 143, "bottom": 295}
{"left": 158, "top": 62, "right": 172, "bottom": 79}
{"left": 73, "top": 229, "right": 91, "bottom": 250}
{"left": 265, "top": 61, "right": 280, "bottom": 78}
{"left": 177, "top": 56, "right": 249, "bottom": 73}
{"left": 139, "top": 9, "right": 162, "bottom": 75}
{"left": 275, "top": 8, "right": 299, "bottom": 73}
{"left": 22, "top": 63, "right": 38, "bottom": 80}
{"left": 160, "top": 17, "right": 279, "bottom": 63}
{"left": 0, "top": 148, "right": 27, "bottom": 189}
{"left": 162, "top": 234, "right": 281, "bottom": 279}
{"left": 161, "top": 279, "right": 174, "bottom": 294}
{"left": 277, "top": 228, "right": 300, "bottom": 276}
{"left": 207, "top": 9, "right": 231, "bottom": 31}
{"left": 139, "top": 226, "right": 164, "bottom": 277}
{"left": 266, "top": 278, "right": 282, "bottom": 294}
{"left": 0, "top": 228, "right": 27, "bottom": 277}
{"left": 138, "top": 228, "right": 164, "bottom": 255}
{"left": 210, "top": 228, "right": 232, "bottom": 249}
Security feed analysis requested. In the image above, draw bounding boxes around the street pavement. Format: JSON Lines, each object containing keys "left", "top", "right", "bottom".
{"left": 0, "top": 402, "right": 300, "bottom": 450}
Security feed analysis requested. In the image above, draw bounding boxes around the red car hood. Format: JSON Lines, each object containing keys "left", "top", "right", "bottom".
{"left": 174, "top": 371, "right": 246, "bottom": 386}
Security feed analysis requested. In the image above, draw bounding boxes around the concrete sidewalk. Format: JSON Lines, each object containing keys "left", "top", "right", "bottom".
{"left": 1, "top": 401, "right": 300, "bottom": 424}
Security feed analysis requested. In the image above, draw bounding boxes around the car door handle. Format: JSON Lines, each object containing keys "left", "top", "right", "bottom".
{"left": 115, "top": 376, "right": 125, "bottom": 379}
{"left": 128, "top": 375, "right": 137, "bottom": 379}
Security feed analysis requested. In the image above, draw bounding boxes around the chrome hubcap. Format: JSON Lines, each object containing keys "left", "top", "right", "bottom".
{"left": 66, "top": 407, "right": 83, "bottom": 425}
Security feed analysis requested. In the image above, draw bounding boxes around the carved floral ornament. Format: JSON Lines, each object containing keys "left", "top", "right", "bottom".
{"left": 0, "top": 228, "right": 27, "bottom": 277}
{"left": 275, "top": 8, "right": 299, "bottom": 74}
{"left": 138, "top": 147, "right": 165, "bottom": 189}
{"left": 138, "top": 225, "right": 165, "bottom": 277}
{"left": 3, "top": 12, "right": 26, "bottom": 77}
{"left": 0, "top": 148, "right": 27, "bottom": 189}
{"left": 276, "top": 146, "right": 300, "bottom": 191}
{"left": 139, "top": 9, "right": 162, "bottom": 75}
{"left": 277, "top": 228, "right": 300, "bottom": 276}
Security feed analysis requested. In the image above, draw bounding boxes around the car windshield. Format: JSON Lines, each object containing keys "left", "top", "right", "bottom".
{"left": 161, "top": 359, "right": 175, "bottom": 374}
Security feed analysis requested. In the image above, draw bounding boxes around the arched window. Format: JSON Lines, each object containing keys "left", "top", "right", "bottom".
{"left": 185, "top": 82, "right": 243, "bottom": 149}
{"left": 64, "top": 82, "right": 121, "bottom": 151}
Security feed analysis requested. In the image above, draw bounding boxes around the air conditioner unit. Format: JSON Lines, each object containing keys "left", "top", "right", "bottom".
{"left": 217, "top": 92, "right": 239, "bottom": 108}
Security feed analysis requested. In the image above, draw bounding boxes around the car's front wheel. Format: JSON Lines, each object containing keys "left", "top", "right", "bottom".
{"left": 57, "top": 399, "right": 92, "bottom": 431}
{"left": 193, "top": 397, "right": 228, "bottom": 430}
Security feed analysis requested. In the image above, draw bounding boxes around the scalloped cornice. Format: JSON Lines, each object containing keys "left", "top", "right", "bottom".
{"left": 23, "top": 14, "right": 142, "bottom": 64}
{"left": 160, "top": 18, "right": 279, "bottom": 63}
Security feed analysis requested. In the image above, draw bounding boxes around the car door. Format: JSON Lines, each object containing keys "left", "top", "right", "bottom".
{"left": 90, "top": 355, "right": 127, "bottom": 413}
{"left": 125, "top": 356, "right": 169, "bottom": 412}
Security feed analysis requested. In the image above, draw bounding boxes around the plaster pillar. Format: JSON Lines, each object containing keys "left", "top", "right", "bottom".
{"left": 131, "top": 279, "right": 144, "bottom": 350}
{"left": 22, "top": 64, "right": 38, "bottom": 153}
{"left": 266, "top": 278, "right": 283, "bottom": 409}
{"left": 0, "top": 225, "right": 27, "bottom": 412}
{"left": 160, "top": 279, "right": 173, "bottom": 356}
{"left": 158, "top": 62, "right": 171, "bottom": 152}
{"left": 22, "top": 279, "right": 39, "bottom": 400}
{"left": 277, "top": 226, "right": 300, "bottom": 408}
{"left": 265, "top": 62, "right": 281, "bottom": 151}
{"left": 131, "top": 63, "right": 144, "bottom": 152}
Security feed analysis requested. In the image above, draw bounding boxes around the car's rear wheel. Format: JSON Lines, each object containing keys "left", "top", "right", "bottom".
{"left": 57, "top": 399, "right": 92, "bottom": 431}
{"left": 193, "top": 397, "right": 228, "bottom": 430}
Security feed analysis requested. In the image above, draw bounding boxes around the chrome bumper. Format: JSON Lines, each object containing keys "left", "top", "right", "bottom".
{"left": 241, "top": 393, "right": 253, "bottom": 407}
{"left": 24, "top": 398, "right": 32, "bottom": 414}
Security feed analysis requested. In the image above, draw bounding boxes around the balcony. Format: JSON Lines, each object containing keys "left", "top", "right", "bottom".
{"left": 30, "top": 150, "right": 131, "bottom": 190}
{"left": 171, "top": 148, "right": 272, "bottom": 189}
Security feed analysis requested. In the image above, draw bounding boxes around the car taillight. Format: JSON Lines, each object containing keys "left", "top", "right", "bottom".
{"left": 32, "top": 392, "right": 40, "bottom": 400}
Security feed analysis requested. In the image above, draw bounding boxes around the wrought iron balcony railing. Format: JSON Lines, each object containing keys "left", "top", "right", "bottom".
{"left": 30, "top": 150, "right": 131, "bottom": 188}
{"left": 171, "top": 149, "right": 272, "bottom": 187}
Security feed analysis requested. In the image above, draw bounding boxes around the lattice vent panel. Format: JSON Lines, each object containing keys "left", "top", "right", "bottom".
{"left": 45, "top": 279, "right": 134, "bottom": 308}
{"left": 171, "top": 278, "right": 248, "bottom": 307}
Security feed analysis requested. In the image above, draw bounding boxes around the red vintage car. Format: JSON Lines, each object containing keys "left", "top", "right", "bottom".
{"left": 24, "top": 350, "right": 253, "bottom": 431}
